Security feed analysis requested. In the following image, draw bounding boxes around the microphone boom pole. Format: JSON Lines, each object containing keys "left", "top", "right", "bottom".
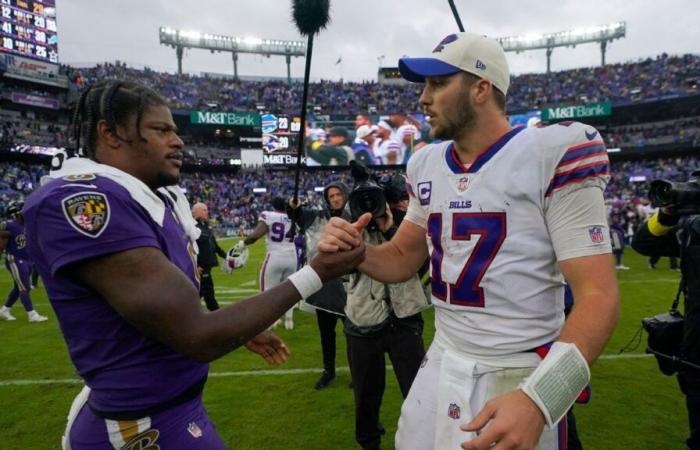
{"left": 447, "top": 0, "right": 465, "bottom": 32}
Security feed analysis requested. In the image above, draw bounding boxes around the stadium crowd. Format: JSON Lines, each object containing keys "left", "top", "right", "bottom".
{"left": 0, "top": 114, "right": 68, "bottom": 148}
{"left": 1, "top": 156, "right": 697, "bottom": 239}
{"left": 603, "top": 116, "right": 700, "bottom": 148}
{"left": 63, "top": 52, "right": 700, "bottom": 114}
{"left": 2, "top": 53, "right": 700, "bottom": 155}
{"left": 508, "top": 53, "right": 700, "bottom": 111}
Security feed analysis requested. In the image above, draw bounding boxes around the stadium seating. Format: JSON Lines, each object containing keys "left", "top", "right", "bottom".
{"left": 2, "top": 157, "right": 697, "bottom": 239}
{"left": 63, "top": 53, "right": 700, "bottom": 115}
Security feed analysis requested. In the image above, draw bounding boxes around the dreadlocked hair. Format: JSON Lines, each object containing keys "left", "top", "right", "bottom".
{"left": 70, "top": 80, "right": 168, "bottom": 159}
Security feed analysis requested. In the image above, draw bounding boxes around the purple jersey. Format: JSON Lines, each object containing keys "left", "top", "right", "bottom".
{"left": 1, "top": 219, "right": 29, "bottom": 260}
{"left": 24, "top": 175, "right": 208, "bottom": 414}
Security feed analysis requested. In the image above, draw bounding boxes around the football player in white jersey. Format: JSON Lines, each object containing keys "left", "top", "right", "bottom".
{"left": 375, "top": 120, "right": 402, "bottom": 165}
{"left": 319, "top": 32, "right": 619, "bottom": 450}
{"left": 241, "top": 197, "right": 298, "bottom": 329}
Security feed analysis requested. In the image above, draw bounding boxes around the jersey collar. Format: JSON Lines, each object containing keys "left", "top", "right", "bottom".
{"left": 445, "top": 126, "right": 525, "bottom": 174}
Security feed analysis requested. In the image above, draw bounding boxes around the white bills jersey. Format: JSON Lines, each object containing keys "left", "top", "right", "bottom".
{"left": 405, "top": 122, "right": 611, "bottom": 356}
{"left": 395, "top": 124, "right": 420, "bottom": 163}
{"left": 375, "top": 138, "right": 402, "bottom": 165}
{"left": 259, "top": 211, "right": 295, "bottom": 254}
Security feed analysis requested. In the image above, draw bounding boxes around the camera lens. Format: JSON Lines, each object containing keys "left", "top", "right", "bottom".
{"left": 362, "top": 197, "right": 376, "bottom": 211}
{"left": 649, "top": 180, "right": 675, "bottom": 207}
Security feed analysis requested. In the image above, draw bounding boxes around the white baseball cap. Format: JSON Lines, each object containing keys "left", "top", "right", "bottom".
{"left": 399, "top": 32, "right": 510, "bottom": 95}
{"left": 356, "top": 124, "right": 374, "bottom": 139}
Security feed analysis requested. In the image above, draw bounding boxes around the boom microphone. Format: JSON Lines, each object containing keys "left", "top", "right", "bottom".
{"left": 292, "top": 0, "right": 330, "bottom": 36}
{"left": 290, "top": 0, "right": 331, "bottom": 206}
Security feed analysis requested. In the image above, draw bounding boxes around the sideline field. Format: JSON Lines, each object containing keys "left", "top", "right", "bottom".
{"left": 0, "top": 243, "right": 687, "bottom": 449}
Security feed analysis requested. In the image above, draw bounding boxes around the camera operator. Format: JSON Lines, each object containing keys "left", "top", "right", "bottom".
{"left": 288, "top": 182, "right": 350, "bottom": 390}
{"left": 344, "top": 165, "right": 429, "bottom": 450}
{"left": 632, "top": 178, "right": 700, "bottom": 449}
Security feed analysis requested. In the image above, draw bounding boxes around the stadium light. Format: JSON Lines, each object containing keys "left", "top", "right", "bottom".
{"left": 159, "top": 27, "right": 306, "bottom": 83}
{"left": 496, "top": 21, "right": 626, "bottom": 72}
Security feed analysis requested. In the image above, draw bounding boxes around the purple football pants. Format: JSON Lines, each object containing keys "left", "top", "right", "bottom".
{"left": 4, "top": 256, "right": 34, "bottom": 312}
{"left": 67, "top": 392, "right": 227, "bottom": 450}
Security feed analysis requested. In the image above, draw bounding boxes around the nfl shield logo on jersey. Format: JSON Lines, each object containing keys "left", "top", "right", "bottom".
{"left": 447, "top": 403, "right": 461, "bottom": 420}
{"left": 187, "top": 421, "right": 203, "bottom": 438}
{"left": 588, "top": 226, "right": 604, "bottom": 243}
{"left": 457, "top": 176, "right": 469, "bottom": 192}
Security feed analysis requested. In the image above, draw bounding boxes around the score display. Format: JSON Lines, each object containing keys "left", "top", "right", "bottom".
{"left": 261, "top": 113, "right": 304, "bottom": 165}
{"left": 0, "top": 0, "right": 58, "bottom": 63}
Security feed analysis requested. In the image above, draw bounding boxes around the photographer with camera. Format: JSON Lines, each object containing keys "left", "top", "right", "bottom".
{"left": 345, "top": 162, "right": 429, "bottom": 450}
{"left": 632, "top": 176, "right": 700, "bottom": 449}
{"left": 288, "top": 181, "right": 351, "bottom": 390}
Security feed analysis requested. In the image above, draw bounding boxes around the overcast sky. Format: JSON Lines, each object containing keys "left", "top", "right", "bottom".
{"left": 57, "top": 0, "right": 699, "bottom": 81}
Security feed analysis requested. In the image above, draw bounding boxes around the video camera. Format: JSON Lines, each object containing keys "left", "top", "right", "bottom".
{"left": 642, "top": 309, "right": 684, "bottom": 376}
{"left": 348, "top": 161, "right": 386, "bottom": 222}
{"left": 348, "top": 161, "right": 409, "bottom": 223}
{"left": 649, "top": 170, "right": 700, "bottom": 215}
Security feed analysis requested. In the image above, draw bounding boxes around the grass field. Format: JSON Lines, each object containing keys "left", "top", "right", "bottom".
{"left": 0, "top": 240, "right": 690, "bottom": 449}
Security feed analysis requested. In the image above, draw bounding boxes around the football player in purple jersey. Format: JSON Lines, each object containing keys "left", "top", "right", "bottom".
{"left": 23, "top": 80, "right": 364, "bottom": 450}
{"left": 0, "top": 200, "right": 48, "bottom": 322}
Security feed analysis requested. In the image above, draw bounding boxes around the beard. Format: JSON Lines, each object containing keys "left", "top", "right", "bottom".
{"left": 430, "top": 91, "right": 477, "bottom": 141}
{"left": 156, "top": 171, "right": 180, "bottom": 187}
{"left": 134, "top": 141, "right": 181, "bottom": 188}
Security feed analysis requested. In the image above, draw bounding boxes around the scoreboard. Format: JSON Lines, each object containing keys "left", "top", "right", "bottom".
{"left": 261, "top": 113, "right": 304, "bottom": 165}
{"left": 0, "top": 0, "right": 58, "bottom": 64}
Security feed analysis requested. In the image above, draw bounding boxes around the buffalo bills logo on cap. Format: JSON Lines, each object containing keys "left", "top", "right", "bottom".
{"left": 433, "top": 34, "right": 458, "bottom": 53}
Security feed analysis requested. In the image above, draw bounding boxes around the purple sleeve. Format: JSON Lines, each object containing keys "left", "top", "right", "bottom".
{"left": 34, "top": 186, "right": 161, "bottom": 276}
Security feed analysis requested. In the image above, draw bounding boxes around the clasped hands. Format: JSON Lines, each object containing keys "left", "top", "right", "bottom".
{"left": 305, "top": 213, "right": 373, "bottom": 281}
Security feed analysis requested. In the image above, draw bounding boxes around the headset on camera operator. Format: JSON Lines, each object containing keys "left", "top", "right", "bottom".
{"left": 632, "top": 172, "right": 700, "bottom": 449}
{"left": 344, "top": 161, "right": 430, "bottom": 450}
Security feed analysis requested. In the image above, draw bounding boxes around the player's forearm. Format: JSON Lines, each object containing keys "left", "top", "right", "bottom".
{"left": 202, "top": 245, "right": 365, "bottom": 359}
{"left": 83, "top": 248, "right": 301, "bottom": 364}
{"left": 196, "top": 282, "right": 302, "bottom": 361}
{"left": 358, "top": 241, "right": 421, "bottom": 283}
{"left": 557, "top": 289, "right": 620, "bottom": 365}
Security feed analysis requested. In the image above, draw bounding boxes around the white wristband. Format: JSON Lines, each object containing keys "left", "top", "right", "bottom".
{"left": 288, "top": 265, "right": 323, "bottom": 300}
{"left": 520, "top": 342, "right": 590, "bottom": 428}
